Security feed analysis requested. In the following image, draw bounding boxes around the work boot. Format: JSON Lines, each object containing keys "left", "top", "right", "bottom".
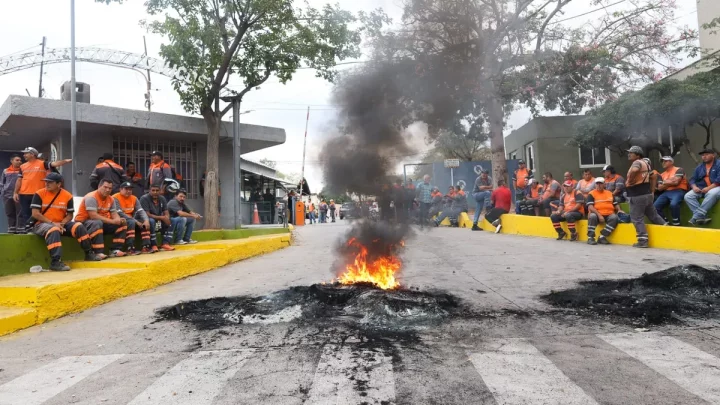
{"left": 85, "top": 252, "right": 102, "bottom": 262}
{"left": 472, "top": 224, "right": 482, "bottom": 231}
{"left": 633, "top": 240, "right": 649, "bottom": 248}
{"left": 556, "top": 231, "right": 567, "bottom": 240}
{"left": 126, "top": 249, "right": 141, "bottom": 256}
{"left": 598, "top": 236, "right": 610, "bottom": 245}
{"left": 50, "top": 260, "right": 71, "bottom": 271}
{"left": 570, "top": 232, "right": 578, "bottom": 242}
{"left": 587, "top": 237, "right": 597, "bottom": 245}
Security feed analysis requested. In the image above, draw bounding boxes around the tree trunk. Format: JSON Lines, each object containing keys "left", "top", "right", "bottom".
{"left": 203, "top": 110, "right": 221, "bottom": 229}
{"left": 488, "top": 94, "right": 507, "bottom": 186}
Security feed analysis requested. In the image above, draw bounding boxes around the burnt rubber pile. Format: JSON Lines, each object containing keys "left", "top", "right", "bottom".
{"left": 155, "top": 283, "right": 460, "bottom": 333}
{"left": 543, "top": 265, "right": 720, "bottom": 325}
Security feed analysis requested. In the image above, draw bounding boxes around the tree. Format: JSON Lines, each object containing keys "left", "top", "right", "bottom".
{"left": 98, "top": 0, "right": 362, "bottom": 228}
{"left": 364, "top": 0, "right": 697, "bottom": 184}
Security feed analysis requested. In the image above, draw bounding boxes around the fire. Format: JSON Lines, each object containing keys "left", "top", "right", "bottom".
{"left": 337, "top": 238, "right": 402, "bottom": 290}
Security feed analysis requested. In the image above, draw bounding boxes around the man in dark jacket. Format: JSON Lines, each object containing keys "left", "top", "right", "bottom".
{"left": 684, "top": 149, "right": 720, "bottom": 225}
{"left": 89, "top": 153, "right": 127, "bottom": 193}
{"left": 1, "top": 154, "right": 22, "bottom": 233}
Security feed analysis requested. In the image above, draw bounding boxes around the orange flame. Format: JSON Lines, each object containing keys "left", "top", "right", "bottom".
{"left": 337, "top": 238, "right": 401, "bottom": 290}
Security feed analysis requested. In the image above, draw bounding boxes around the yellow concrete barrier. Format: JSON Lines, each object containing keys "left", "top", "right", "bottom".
{"left": 480, "top": 214, "right": 720, "bottom": 254}
{"left": 0, "top": 307, "right": 36, "bottom": 337}
{"left": 0, "top": 234, "right": 292, "bottom": 336}
{"left": 436, "top": 212, "right": 474, "bottom": 228}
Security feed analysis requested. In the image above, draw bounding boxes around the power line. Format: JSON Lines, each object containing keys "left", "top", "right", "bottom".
{"left": 549, "top": 0, "right": 628, "bottom": 25}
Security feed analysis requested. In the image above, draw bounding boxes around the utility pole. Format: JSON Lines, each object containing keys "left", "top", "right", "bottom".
{"left": 38, "top": 36, "right": 46, "bottom": 98}
{"left": 143, "top": 36, "right": 152, "bottom": 112}
{"left": 70, "top": 0, "right": 78, "bottom": 196}
{"left": 300, "top": 106, "right": 310, "bottom": 200}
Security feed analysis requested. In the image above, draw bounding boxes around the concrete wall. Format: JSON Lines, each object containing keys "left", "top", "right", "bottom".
{"left": 699, "top": 0, "right": 720, "bottom": 56}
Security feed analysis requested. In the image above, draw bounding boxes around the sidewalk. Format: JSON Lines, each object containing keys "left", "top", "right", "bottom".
{"left": 0, "top": 233, "right": 291, "bottom": 336}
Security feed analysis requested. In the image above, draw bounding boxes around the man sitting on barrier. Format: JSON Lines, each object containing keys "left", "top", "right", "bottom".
{"left": 550, "top": 181, "right": 585, "bottom": 241}
{"left": 485, "top": 179, "right": 512, "bottom": 233}
{"left": 113, "top": 181, "right": 152, "bottom": 255}
{"left": 576, "top": 169, "right": 595, "bottom": 199}
{"left": 563, "top": 171, "right": 578, "bottom": 189}
{"left": 586, "top": 177, "right": 619, "bottom": 245}
{"left": 603, "top": 165, "right": 626, "bottom": 203}
{"left": 30, "top": 173, "right": 101, "bottom": 271}
{"left": 428, "top": 187, "right": 443, "bottom": 219}
{"left": 167, "top": 190, "right": 201, "bottom": 244}
{"left": 139, "top": 185, "right": 181, "bottom": 252}
{"left": 472, "top": 169, "right": 493, "bottom": 231}
{"left": 519, "top": 178, "right": 543, "bottom": 216}
{"left": 540, "top": 172, "right": 561, "bottom": 216}
{"left": 74, "top": 179, "right": 128, "bottom": 259}
{"left": 434, "top": 186, "right": 467, "bottom": 227}
{"left": 684, "top": 149, "right": 720, "bottom": 226}
{"left": 654, "top": 156, "right": 688, "bottom": 226}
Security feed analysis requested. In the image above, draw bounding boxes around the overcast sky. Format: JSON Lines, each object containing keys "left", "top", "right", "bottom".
{"left": 0, "top": 0, "right": 700, "bottom": 190}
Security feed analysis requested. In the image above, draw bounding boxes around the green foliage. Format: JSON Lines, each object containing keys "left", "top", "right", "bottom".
{"left": 318, "top": 187, "right": 349, "bottom": 204}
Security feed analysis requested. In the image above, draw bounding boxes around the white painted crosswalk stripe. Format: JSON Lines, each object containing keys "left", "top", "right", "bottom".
{"left": 127, "top": 349, "right": 253, "bottom": 405}
{"left": 306, "top": 344, "right": 396, "bottom": 405}
{"left": 600, "top": 332, "right": 720, "bottom": 404}
{"left": 0, "top": 354, "right": 124, "bottom": 405}
{"left": 469, "top": 339, "right": 598, "bottom": 405}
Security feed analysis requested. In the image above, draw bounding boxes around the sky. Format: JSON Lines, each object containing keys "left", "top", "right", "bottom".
{"left": 0, "top": 0, "right": 701, "bottom": 190}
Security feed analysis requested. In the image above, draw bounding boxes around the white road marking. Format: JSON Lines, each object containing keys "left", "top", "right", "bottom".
{"left": 127, "top": 349, "right": 253, "bottom": 405}
{"left": 306, "top": 344, "right": 395, "bottom": 405}
{"left": 600, "top": 332, "right": 720, "bottom": 403}
{"left": 469, "top": 339, "right": 598, "bottom": 405}
{"left": 0, "top": 354, "right": 125, "bottom": 405}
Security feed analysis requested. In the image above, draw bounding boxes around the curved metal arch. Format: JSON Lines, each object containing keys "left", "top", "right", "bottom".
{"left": 0, "top": 47, "right": 179, "bottom": 78}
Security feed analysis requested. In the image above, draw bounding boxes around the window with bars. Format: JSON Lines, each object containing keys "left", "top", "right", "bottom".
{"left": 112, "top": 136, "right": 199, "bottom": 198}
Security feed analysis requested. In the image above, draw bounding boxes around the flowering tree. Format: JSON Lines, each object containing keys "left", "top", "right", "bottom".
{"left": 365, "top": 0, "right": 697, "bottom": 183}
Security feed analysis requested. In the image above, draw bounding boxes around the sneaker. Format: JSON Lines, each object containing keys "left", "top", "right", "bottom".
{"left": 96, "top": 253, "right": 108, "bottom": 260}
{"left": 633, "top": 241, "right": 649, "bottom": 248}
{"left": 587, "top": 238, "right": 597, "bottom": 245}
{"left": 85, "top": 252, "right": 102, "bottom": 262}
{"left": 699, "top": 218, "right": 712, "bottom": 225}
{"left": 688, "top": 218, "right": 699, "bottom": 226}
{"left": 109, "top": 250, "right": 126, "bottom": 258}
{"left": 151, "top": 245, "right": 159, "bottom": 253}
{"left": 491, "top": 219, "right": 500, "bottom": 227}
{"left": 556, "top": 231, "right": 567, "bottom": 241}
{"left": 50, "top": 261, "right": 71, "bottom": 271}
{"left": 141, "top": 247, "right": 152, "bottom": 254}
{"left": 126, "top": 249, "right": 141, "bottom": 256}
{"left": 175, "top": 240, "right": 188, "bottom": 245}
{"left": 160, "top": 244, "right": 175, "bottom": 251}
{"left": 186, "top": 239, "right": 198, "bottom": 244}
{"left": 570, "top": 233, "right": 578, "bottom": 242}
{"left": 471, "top": 224, "right": 483, "bottom": 231}
{"left": 598, "top": 236, "right": 611, "bottom": 245}
{"left": 495, "top": 224, "right": 502, "bottom": 234}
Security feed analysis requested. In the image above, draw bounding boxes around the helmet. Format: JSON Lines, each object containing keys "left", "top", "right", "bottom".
{"left": 164, "top": 178, "right": 180, "bottom": 194}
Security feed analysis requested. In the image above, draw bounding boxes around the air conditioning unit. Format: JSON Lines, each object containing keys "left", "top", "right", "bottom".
{"left": 60, "top": 82, "right": 90, "bottom": 103}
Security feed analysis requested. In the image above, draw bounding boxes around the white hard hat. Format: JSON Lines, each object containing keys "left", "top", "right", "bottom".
{"left": 595, "top": 177, "right": 605, "bottom": 184}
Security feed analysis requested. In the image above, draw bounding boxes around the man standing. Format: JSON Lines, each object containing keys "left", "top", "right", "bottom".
{"left": 550, "top": 181, "right": 585, "bottom": 241}
{"left": 89, "top": 153, "right": 127, "bottom": 193}
{"left": 125, "top": 162, "right": 145, "bottom": 198}
{"left": 654, "top": 156, "right": 688, "bottom": 226}
{"left": 415, "top": 175, "right": 434, "bottom": 229}
{"left": 684, "top": 149, "right": 720, "bottom": 225}
{"left": 113, "top": 182, "right": 152, "bottom": 255}
{"left": 511, "top": 160, "right": 532, "bottom": 214}
{"left": 471, "top": 170, "right": 492, "bottom": 231}
{"left": 329, "top": 199, "right": 337, "bottom": 223}
{"left": 263, "top": 188, "right": 275, "bottom": 223}
{"left": 140, "top": 185, "right": 180, "bottom": 252}
{"left": 1, "top": 155, "right": 21, "bottom": 233}
{"left": 30, "top": 173, "right": 101, "bottom": 270}
{"left": 13, "top": 147, "right": 72, "bottom": 233}
{"left": 539, "top": 172, "right": 561, "bottom": 216}
{"left": 485, "top": 179, "right": 512, "bottom": 233}
{"left": 319, "top": 199, "right": 328, "bottom": 224}
{"left": 625, "top": 146, "right": 665, "bottom": 248}
{"left": 75, "top": 179, "right": 128, "bottom": 259}
{"left": 586, "top": 177, "right": 619, "bottom": 245}
{"left": 147, "top": 151, "right": 174, "bottom": 198}
{"left": 603, "top": 165, "right": 626, "bottom": 203}
{"left": 167, "top": 190, "right": 201, "bottom": 245}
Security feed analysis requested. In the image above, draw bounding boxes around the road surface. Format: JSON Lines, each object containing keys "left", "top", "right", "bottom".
{"left": 1, "top": 222, "right": 720, "bottom": 405}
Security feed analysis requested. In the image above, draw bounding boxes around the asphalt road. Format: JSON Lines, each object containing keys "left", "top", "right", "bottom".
{"left": 2, "top": 221, "right": 720, "bottom": 405}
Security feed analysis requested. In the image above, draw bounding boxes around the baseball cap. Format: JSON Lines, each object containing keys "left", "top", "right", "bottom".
{"left": 518, "top": 159, "right": 526, "bottom": 164}
{"left": 120, "top": 181, "right": 133, "bottom": 189}
{"left": 22, "top": 147, "right": 39, "bottom": 156}
{"left": 699, "top": 148, "right": 716, "bottom": 155}
{"left": 43, "top": 172, "right": 63, "bottom": 183}
{"left": 151, "top": 150, "right": 163, "bottom": 157}
{"left": 661, "top": 156, "right": 674, "bottom": 162}
{"left": 562, "top": 181, "right": 574, "bottom": 187}
{"left": 602, "top": 165, "right": 611, "bottom": 171}
{"left": 594, "top": 177, "right": 605, "bottom": 184}
{"left": 626, "top": 146, "right": 644, "bottom": 155}
{"left": 102, "top": 152, "right": 114, "bottom": 160}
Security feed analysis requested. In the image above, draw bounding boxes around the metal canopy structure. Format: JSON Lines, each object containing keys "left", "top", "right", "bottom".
{"left": 0, "top": 47, "right": 179, "bottom": 78}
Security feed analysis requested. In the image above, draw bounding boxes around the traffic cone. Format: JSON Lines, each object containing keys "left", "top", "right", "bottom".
{"left": 252, "top": 203, "right": 261, "bottom": 225}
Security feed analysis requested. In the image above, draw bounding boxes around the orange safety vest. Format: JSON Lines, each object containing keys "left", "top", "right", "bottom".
{"left": 561, "top": 191, "right": 584, "bottom": 214}
{"left": 76, "top": 191, "right": 115, "bottom": 222}
{"left": 19, "top": 160, "right": 50, "bottom": 195}
{"left": 515, "top": 168, "right": 530, "bottom": 189}
{"left": 660, "top": 166, "right": 688, "bottom": 191}
{"left": 113, "top": 193, "right": 138, "bottom": 216}
{"left": 577, "top": 179, "right": 594, "bottom": 197}
{"left": 589, "top": 189, "right": 615, "bottom": 216}
{"left": 627, "top": 160, "right": 651, "bottom": 188}
{"left": 95, "top": 159, "right": 123, "bottom": 172}
{"left": 529, "top": 183, "right": 542, "bottom": 199}
{"left": 34, "top": 188, "right": 73, "bottom": 223}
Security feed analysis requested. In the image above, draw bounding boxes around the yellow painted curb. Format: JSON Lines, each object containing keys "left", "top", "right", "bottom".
{"left": 480, "top": 214, "right": 720, "bottom": 254}
{"left": 436, "top": 212, "right": 474, "bottom": 228}
{"left": 0, "top": 234, "right": 292, "bottom": 336}
{"left": 0, "top": 307, "right": 37, "bottom": 337}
